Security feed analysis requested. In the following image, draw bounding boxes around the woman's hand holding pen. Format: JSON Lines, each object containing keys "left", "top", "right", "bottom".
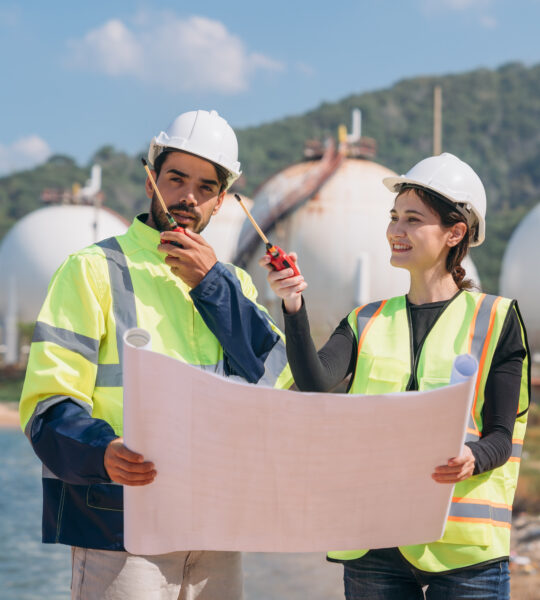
{"left": 259, "top": 252, "right": 307, "bottom": 315}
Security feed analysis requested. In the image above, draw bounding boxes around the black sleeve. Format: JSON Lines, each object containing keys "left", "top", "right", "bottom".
{"left": 283, "top": 299, "right": 356, "bottom": 392}
{"left": 466, "top": 306, "right": 527, "bottom": 475}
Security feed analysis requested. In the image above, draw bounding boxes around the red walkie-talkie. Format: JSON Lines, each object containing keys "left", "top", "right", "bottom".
{"left": 234, "top": 194, "right": 300, "bottom": 276}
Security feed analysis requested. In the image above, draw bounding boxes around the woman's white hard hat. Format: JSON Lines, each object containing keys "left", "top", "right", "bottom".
{"left": 148, "top": 110, "right": 242, "bottom": 189}
{"left": 383, "top": 152, "right": 486, "bottom": 246}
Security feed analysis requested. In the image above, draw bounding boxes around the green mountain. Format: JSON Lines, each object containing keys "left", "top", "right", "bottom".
{"left": 1, "top": 61, "right": 539, "bottom": 293}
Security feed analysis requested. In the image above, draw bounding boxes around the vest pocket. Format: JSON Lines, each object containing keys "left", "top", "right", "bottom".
{"left": 360, "top": 356, "right": 409, "bottom": 395}
{"left": 86, "top": 484, "right": 123, "bottom": 511}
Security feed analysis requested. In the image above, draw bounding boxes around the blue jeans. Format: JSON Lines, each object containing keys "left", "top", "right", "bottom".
{"left": 342, "top": 548, "right": 510, "bottom": 600}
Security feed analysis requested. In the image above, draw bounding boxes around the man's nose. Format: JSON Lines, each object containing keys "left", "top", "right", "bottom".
{"left": 183, "top": 192, "right": 197, "bottom": 207}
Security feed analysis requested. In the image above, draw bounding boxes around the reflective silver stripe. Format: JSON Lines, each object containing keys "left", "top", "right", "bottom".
{"left": 32, "top": 321, "right": 99, "bottom": 364}
{"left": 511, "top": 441, "right": 523, "bottom": 459}
{"left": 24, "top": 394, "right": 92, "bottom": 440}
{"left": 469, "top": 294, "right": 498, "bottom": 362}
{"left": 96, "top": 360, "right": 226, "bottom": 387}
{"left": 449, "top": 500, "right": 512, "bottom": 525}
{"left": 466, "top": 294, "right": 499, "bottom": 434}
{"left": 356, "top": 301, "right": 384, "bottom": 344}
{"left": 96, "top": 237, "right": 138, "bottom": 382}
{"left": 96, "top": 363, "right": 123, "bottom": 388}
{"left": 259, "top": 339, "right": 288, "bottom": 387}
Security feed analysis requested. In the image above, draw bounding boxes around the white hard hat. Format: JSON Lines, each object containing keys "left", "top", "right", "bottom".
{"left": 148, "top": 110, "right": 242, "bottom": 189}
{"left": 383, "top": 153, "right": 486, "bottom": 246}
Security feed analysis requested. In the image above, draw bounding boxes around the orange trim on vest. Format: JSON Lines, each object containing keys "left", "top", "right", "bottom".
{"left": 452, "top": 497, "right": 512, "bottom": 510}
{"left": 357, "top": 300, "right": 387, "bottom": 354}
{"left": 354, "top": 304, "right": 367, "bottom": 316}
{"left": 447, "top": 516, "right": 512, "bottom": 529}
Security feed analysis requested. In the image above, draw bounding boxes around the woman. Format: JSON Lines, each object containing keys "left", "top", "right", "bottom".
{"left": 260, "top": 153, "right": 530, "bottom": 599}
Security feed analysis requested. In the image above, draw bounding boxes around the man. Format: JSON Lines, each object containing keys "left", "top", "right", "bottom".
{"left": 19, "top": 109, "right": 291, "bottom": 600}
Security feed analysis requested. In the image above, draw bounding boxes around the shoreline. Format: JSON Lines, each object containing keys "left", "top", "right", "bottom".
{"left": 0, "top": 402, "right": 20, "bottom": 429}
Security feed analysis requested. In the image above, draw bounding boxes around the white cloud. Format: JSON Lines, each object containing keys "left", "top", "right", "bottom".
{"left": 66, "top": 14, "right": 284, "bottom": 94}
{"left": 0, "top": 136, "right": 52, "bottom": 175}
{"left": 420, "top": 0, "right": 497, "bottom": 27}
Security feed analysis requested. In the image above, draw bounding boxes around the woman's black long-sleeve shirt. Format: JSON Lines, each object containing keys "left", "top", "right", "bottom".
{"left": 283, "top": 296, "right": 527, "bottom": 475}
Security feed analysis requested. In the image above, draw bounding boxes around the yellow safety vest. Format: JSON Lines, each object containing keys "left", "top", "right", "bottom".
{"left": 328, "top": 291, "right": 529, "bottom": 572}
{"left": 20, "top": 216, "right": 292, "bottom": 436}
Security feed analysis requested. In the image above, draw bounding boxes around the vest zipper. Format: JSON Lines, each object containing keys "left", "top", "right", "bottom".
{"left": 405, "top": 302, "right": 416, "bottom": 391}
{"left": 405, "top": 290, "right": 464, "bottom": 392}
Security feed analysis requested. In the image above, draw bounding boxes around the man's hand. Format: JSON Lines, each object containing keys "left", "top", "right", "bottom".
{"left": 104, "top": 437, "right": 156, "bottom": 486}
{"left": 159, "top": 229, "right": 217, "bottom": 288}
{"left": 432, "top": 445, "right": 475, "bottom": 484}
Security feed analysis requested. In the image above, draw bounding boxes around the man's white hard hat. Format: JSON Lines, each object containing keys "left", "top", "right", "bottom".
{"left": 383, "top": 152, "right": 486, "bottom": 246}
{"left": 148, "top": 110, "right": 242, "bottom": 190}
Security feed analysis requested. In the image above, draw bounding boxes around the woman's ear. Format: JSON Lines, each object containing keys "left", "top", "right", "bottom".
{"left": 447, "top": 222, "right": 467, "bottom": 248}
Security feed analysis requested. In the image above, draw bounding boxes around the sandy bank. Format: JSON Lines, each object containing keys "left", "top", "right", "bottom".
{"left": 0, "top": 403, "right": 20, "bottom": 429}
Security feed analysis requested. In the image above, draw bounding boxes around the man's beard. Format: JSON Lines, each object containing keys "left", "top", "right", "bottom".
{"left": 150, "top": 195, "right": 206, "bottom": 233}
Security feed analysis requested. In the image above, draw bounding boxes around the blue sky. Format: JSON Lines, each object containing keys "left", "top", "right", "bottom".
{"left": 0, "top": 0, "right": 539, "bottom": 174}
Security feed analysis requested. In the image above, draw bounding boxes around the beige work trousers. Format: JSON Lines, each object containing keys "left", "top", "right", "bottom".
{"left": 71, "top": 547, "right": 243, "bottom": 600}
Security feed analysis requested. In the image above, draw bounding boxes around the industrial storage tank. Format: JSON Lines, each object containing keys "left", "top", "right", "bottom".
{"left": 202, "top": 193, "right": 253, "bottom": 262}
{"left": 0, "top": 204, "right": 129, "bottom": 363}
{"left": 234, "top": 137, "right": 479, "bottom": 345}
{"left": 499, "top": 203, "right": 540, "bottom": 357}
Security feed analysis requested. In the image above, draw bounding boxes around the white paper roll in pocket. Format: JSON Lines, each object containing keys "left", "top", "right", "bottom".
{"left": 450, "top": 354, "right": 478, "bottom": 385}
{"left": 124, "top": 328, "right": 152, "bottom": 351}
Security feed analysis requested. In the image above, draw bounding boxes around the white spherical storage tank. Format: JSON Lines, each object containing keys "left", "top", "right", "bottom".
{"left": 202, "top": 193, "right": 253, "bottom": 262}
{"left": 0, "top": 205, "right": 129, "bottom": 324}
{"left": 499, "top": 203, "right": 540, "bottom": 355}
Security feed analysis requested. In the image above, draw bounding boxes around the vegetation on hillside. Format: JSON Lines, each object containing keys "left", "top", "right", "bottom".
{"left": 1, "top": 62, "right": 539, "bottom": 292}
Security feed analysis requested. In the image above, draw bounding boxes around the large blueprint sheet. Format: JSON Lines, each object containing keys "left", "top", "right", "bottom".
{"left": 123, "top": 328, "right": 477, "bottom": 555}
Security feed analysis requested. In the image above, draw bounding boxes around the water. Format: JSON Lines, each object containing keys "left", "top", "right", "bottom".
{"left": 0, "top": 428, "right": 71, "bottom": 599}
{"left": 0, "top": 427, "right": 342, "bottom": 599}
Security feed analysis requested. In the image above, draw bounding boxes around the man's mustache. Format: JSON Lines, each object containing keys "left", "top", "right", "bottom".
{"left": 156, "top": 199, "right": 199, "bottom": 218}
{"left": 169, "top": 203, "right": 198, "bottom": 216}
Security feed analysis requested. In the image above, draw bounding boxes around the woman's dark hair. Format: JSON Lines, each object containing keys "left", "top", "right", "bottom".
{"left": 153, "top": 150, "right": 228, "bottom": 194}
{"left": 398, "top": 186, "right": 476, "bottom": 290}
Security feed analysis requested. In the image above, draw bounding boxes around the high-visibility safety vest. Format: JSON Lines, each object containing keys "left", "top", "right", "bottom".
{"left": 19, "top": 216, "right": 292, "bottom": 549}
{"left": 327, "top": 291, "right": 530, "bottom": 572}
{"left": 20, "top": 216, "right": 292, "bottom": 436}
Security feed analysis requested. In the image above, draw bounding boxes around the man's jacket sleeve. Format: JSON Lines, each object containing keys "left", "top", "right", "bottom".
{"left": 190, "top": 262, "right": 293, "bottom": 388}
{"left": 19, "top": 254, "right": 118, "bottom": 484}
